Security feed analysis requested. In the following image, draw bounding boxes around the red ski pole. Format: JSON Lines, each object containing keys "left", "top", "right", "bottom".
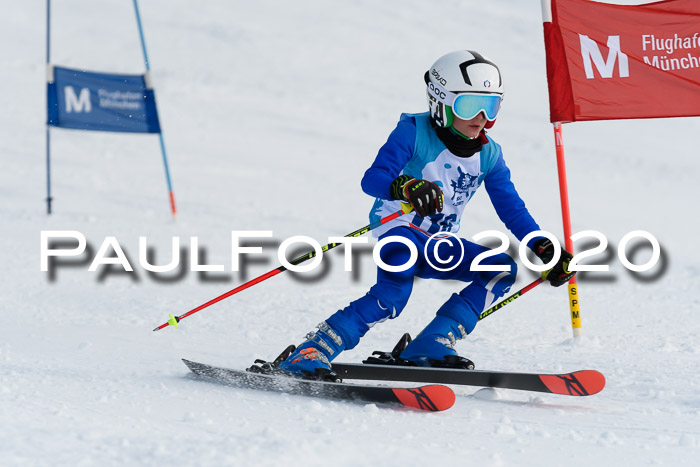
{"left": 153, "top": 204, "right": 413, "bottom": 331}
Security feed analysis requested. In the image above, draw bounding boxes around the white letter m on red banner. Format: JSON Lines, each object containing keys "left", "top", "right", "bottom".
{"left": 579, "top": 34, "right": 629, "bottom": 79}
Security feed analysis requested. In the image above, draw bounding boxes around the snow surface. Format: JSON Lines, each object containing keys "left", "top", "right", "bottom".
{"left": 2, "top": 0, "right": 700, "bottom": 465}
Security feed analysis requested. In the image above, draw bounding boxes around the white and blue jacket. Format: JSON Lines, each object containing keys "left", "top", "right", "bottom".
{"left": 363, "top": 112, "right": 540, "bottom": 242}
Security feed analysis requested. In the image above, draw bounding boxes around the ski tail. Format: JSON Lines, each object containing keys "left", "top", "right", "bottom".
{"left": 392, "top": 385, "right": 456, "bottom": 412}
{"left": 539, "top": 370, "right": 606, "bottom": 396}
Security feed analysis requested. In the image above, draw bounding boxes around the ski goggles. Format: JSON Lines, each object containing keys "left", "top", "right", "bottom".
{"left": 451, "top": 93, "right": 502, "bottom": 121}
{"left": 427, "top": 78, "right": 502, "bottom": 121}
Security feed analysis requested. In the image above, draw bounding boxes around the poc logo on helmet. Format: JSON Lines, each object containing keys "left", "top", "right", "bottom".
{"left": 427, "top": 82, "right": 447, "bottom": 100}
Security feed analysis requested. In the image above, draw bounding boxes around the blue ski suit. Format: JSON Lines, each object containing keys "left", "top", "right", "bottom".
{"left": 325, "top": 112, "right": 542, "bottom": 351}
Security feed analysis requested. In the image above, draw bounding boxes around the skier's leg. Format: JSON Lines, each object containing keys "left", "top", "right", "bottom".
{"left": 279, "top": 227, "right": 423, "bottom": 375}
{"left": 400, "top": 237, "right": 517, "bottom": 366}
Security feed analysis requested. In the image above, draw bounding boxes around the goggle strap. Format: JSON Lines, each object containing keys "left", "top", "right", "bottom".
{"left": 426, "top": 78, "right": 459, "bottom": 107}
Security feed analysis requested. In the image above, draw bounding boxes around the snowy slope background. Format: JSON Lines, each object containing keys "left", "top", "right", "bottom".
{"left": 2, "top": 0, "right": 700, "bottom": 465}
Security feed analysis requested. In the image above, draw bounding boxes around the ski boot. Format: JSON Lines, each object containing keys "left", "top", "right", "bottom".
{"left": 271, "top": 322, "right": 345, "bottom": 380}
{"left": 364, "top": 316, "right": 475, "bottom": 370}
{"left": 400, "top": 316, "right": 475, "bottom": 369}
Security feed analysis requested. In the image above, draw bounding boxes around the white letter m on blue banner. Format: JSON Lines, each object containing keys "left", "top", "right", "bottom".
{"left": 64, "top": 86, "right": 92, "bottom": 113}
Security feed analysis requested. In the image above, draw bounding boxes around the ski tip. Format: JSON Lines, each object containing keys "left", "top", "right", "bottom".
{"left": 392, "top": 385, "right": 456, "bottom": 412}
{"left": 578, "top": 370, "right": 606, "bottom": 395}
{"left": 540, "top": 370, "right": 606, "bottom": 396}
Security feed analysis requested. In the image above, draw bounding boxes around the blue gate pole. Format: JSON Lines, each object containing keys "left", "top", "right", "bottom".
{"left": 45, "top": 0, "right": 53, "bottom": 215}
{"left": 133, "top": 0, "right": 177, "bottom": 218}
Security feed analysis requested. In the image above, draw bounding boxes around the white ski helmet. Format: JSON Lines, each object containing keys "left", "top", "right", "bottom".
{"left": 425, "top": 50, "right": 504, "bottom": 129}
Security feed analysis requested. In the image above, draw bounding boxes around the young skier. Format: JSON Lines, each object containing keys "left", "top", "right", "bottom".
{"left": 278, "top": 50, "right": 575, "bottom": 376}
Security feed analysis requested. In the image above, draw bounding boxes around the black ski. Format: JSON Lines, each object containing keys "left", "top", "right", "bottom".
{"left": 330, "top": 362, "right": 606, "bottom": 397}
{"left": 182, "top": 359, "right": 456, "bottom": 411}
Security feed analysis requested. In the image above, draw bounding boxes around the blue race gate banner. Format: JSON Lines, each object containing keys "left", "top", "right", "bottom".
{"left": 44, "top": 0, "right": 176, "bottom": 217}
{"left": 47, "top": 66, "right": 161, "bottom": 133}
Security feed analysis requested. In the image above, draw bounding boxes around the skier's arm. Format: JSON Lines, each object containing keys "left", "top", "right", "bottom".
{"left": 483, "top": 151, "right": 541, "bottom": 248}
{"left": 361, "top": 116, "right": 416, "bottom": 200}
{"left": 485, "top": 153, "right": 576, "bottom": 286}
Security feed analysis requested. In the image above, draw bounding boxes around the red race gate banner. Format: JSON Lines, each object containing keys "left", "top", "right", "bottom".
{"left": 543, "top": 0, "right": 700, "bottom": 122}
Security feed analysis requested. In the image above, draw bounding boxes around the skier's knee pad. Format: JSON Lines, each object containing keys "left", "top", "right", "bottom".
{"left": 500, "top": 258, "right": 517, "bottom": 296}
{"left": 368, "top": 284, "right": 410, "bottom": 318}
{"left": 475, "top": 252, "right": 517, "bottom": 294}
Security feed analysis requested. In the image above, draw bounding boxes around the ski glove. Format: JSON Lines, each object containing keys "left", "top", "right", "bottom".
{"left": 389, "top": 175, "right": 444, "bottom": 218}
{"left": 532, "top": 238, "right": 576, "bottom": 287}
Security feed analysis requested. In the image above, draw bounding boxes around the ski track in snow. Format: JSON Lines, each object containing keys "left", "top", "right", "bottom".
{"left": 2, "top": 0, "right": 700, "bottom": 465}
